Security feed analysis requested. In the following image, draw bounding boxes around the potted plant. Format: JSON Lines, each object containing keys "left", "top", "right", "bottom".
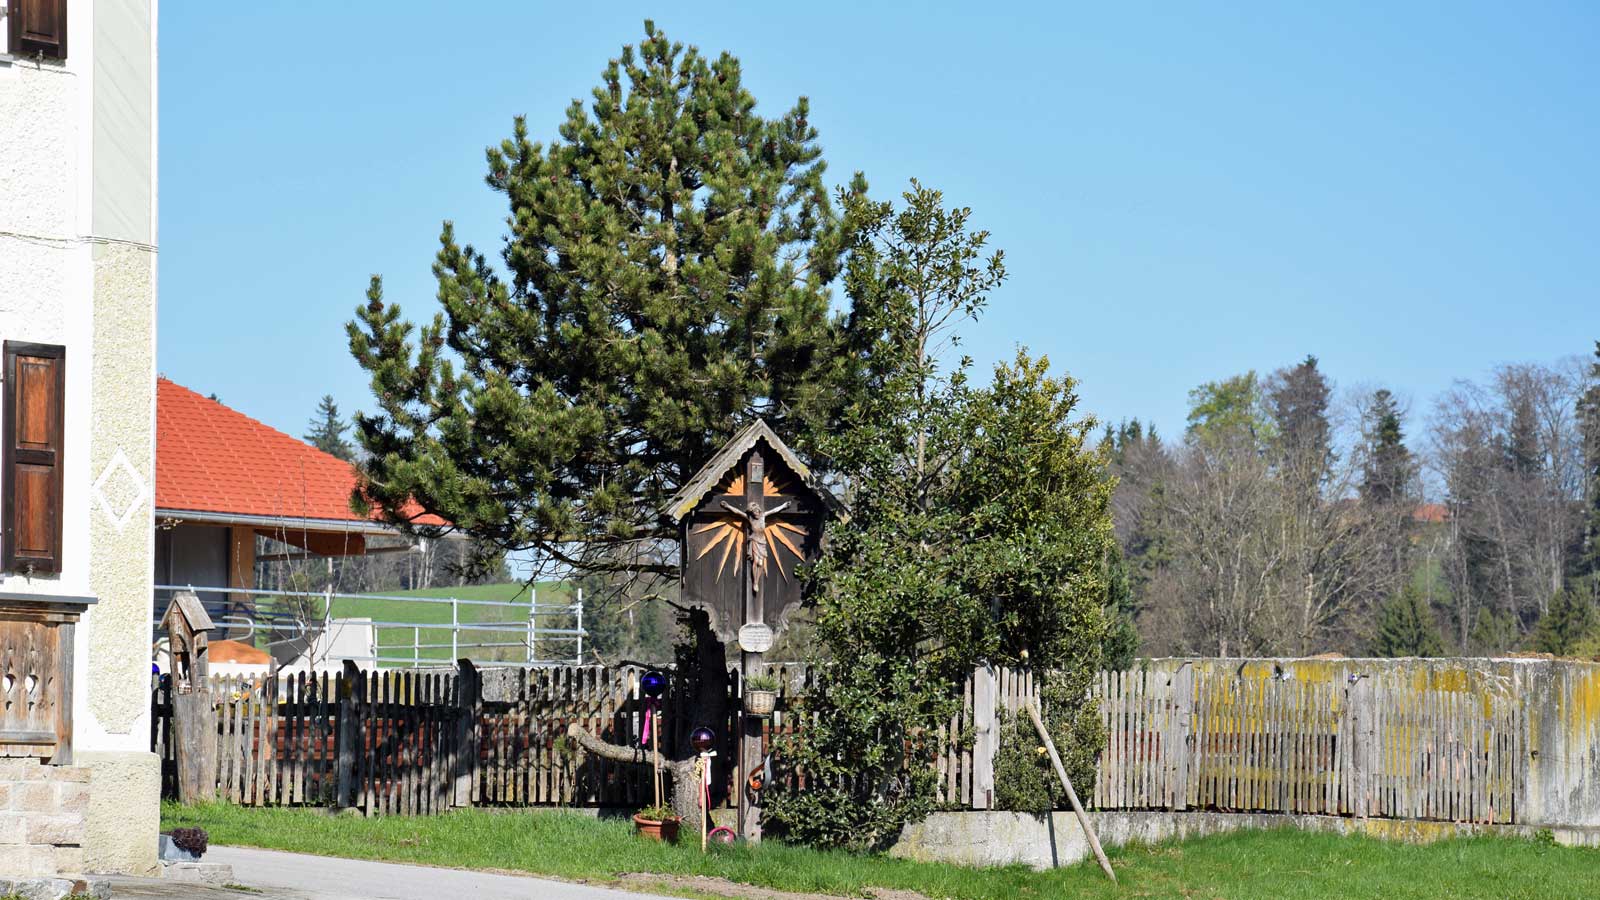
{"left": 633, "top": 803, "right": 681, "bottom": 843}
{"left": 159, "top": 826, "right": 209, "bottom": 862}
{"left": 744, "top": 674, "right": 780, "bottom": 717}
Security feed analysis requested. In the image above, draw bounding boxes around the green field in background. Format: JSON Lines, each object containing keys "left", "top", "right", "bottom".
{"left": 257, "top": 581, "right": 576, "bottom": 665}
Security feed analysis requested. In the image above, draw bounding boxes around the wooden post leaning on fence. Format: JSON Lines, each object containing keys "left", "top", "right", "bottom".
{"left": 453, "top": 659, "right": 481, "bottom": 807}
{"left": 1024, "top": 700, "right": 1117, "bottom": 883}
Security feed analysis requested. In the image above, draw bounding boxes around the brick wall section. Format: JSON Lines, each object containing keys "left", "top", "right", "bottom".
{"left": 0, "top": 759, "right": 89, "bottom": 876}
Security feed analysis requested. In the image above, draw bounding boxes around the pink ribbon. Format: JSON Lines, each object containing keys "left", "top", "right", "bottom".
{"left": 640, "top": 697, "right": 659, "bottom": 748}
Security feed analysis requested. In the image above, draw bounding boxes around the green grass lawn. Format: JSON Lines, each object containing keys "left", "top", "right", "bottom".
{"left": 163, "top": 803, "right": 1596, "bottom": 899}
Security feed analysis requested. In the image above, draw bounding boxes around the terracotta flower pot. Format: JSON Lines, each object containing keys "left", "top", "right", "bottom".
{"left": 745, "top": 689, "right": 777, "bottom": 716}
{"left": 632, "top": 813, "right": 682, "bottom": 843}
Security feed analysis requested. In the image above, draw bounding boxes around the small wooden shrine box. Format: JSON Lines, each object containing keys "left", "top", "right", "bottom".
{"left": 664, "top": 420, "right": 840, "bottom": 645}
{"left": 0, "top": 591, "right": 95, "bottom": 765}
{"left": 160, "top": 589, "right": 214, "bottom": 694}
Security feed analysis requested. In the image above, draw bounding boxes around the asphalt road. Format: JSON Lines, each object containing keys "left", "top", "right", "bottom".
{"left": 110, "top": 846, "right": 680, "bottom": 900}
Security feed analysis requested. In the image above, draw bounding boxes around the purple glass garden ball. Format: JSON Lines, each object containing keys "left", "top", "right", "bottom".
{"left": 640, "top": 670, "right": 667, "bottom": 698}
{"left": 690, "top": 726, "right": 716, "bottom": 753}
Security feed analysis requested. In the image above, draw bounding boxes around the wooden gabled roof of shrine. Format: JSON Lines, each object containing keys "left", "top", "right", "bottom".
{"left": 160, "top": 590, "right": 215, "bottom": 633}
{"left": 663, "top": 420, "right": 843, "bottom": 523}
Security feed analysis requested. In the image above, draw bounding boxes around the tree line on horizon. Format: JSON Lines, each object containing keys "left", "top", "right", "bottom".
{"left": 1106, "top": 342, "right": 1600, "bottom": 660}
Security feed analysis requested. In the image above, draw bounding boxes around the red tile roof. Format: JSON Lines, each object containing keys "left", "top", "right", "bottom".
{"left": 1412, "top": 503, "right": 1450, "bottom": 524}
{"left": 156, "top": 378, "right": 444, "bottom": 527}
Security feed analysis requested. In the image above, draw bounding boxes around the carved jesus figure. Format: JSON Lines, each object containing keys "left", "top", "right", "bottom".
{"left": 721, "top": 499, "right": 791, "bottom": 593}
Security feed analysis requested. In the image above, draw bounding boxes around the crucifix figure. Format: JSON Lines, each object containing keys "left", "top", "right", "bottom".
{"left": 719, "top": 498, "right": 792, "bottom": 596}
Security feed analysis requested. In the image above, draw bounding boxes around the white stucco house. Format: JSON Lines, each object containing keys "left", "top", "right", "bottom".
{"left": 0, "top": 0, "right": 160, "bottom": 880}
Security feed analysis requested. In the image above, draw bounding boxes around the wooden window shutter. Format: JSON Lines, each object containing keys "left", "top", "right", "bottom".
{"left": 7, "top": 0, "right": 68, "bottom": 60}
{"left": 3, "top": 342, "right": 66, "bottom": 575}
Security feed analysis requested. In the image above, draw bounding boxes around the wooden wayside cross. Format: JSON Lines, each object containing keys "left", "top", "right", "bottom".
{"left": 664, "top": 420, "right": 842, "bottom": 842}
{"left": 666, "top": 421, "right": 837, "bottom": 647}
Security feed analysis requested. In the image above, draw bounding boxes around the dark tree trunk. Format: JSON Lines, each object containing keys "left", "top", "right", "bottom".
{"left": 565, "top": 608, "right": 730, "bottom": 830}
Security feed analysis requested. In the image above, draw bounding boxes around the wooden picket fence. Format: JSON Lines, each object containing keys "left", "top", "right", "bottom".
{"left": 152, "top": 661, "right": 810, "bottom": 814}
{"left": 1084, "top": 661, "right": 1529, "bottom": 824}
{"left": 153, "top": 669, "right": 470, "bottom": 813}
{"left": 917, "top": 659, "right": 1539, "bottom": 825}
{"left": 153, "top": 657, "right": 1600, "bottom": 826}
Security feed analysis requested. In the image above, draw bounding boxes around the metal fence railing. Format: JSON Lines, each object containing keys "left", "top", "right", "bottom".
{"left": 152, "top": 583, "right": 586, "bottom": 668}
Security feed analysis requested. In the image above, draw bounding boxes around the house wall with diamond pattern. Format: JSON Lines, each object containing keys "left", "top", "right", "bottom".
{"left": 0, "top": 0, "right": 161, "bottom": 877}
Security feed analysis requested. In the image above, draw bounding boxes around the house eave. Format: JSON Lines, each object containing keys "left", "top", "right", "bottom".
{"left": 154, "top": 508, "right": 459, "bottom": 539}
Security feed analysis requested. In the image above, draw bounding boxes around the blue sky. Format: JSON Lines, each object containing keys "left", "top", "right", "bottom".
{"left": 158, "top": 1, "right": 1598, "bottom": 443}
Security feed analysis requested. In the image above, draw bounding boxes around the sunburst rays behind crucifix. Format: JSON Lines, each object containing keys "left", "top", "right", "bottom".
{"left": 690, "top": 470, "right": 808, "bottom": 589}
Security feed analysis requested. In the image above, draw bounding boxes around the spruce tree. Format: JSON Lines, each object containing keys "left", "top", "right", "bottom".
{"left": 348, "top": 22, "right": 864, "bottom": 583}
{"left": 1578, "top": 341, "right": 1600, "bottom": 577}
{"left": 1506, "top": 388, "right": 1542, "bottom": 475}
{"left": 304, "top": 395, "right": 354, "bottom": 461}
{"left": 1374, "top": 583, "right": 1444, "bottom": 657}
{"left": 1101, "top": 547, "right": 1140, "bottom": 670}
{"left": 1267, "top": 355, "right": 1334, "bottom": 480}
{"left": 1361, "top": 388, "right": 1412, "bottom": 505}
{"left": 1533, "top": 584, "right": 1598, "bottom": 657}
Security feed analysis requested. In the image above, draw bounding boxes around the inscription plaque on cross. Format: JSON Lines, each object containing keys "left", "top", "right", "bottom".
{"left": 665, "top": 421, "right": 839, "bottom": 842}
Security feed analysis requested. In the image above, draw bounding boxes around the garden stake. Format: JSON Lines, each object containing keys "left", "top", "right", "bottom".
{"left": 1025, "top": 700, "right": 1117, "bottom": 883}
{"left": 652, "top": 709, "right": 662, "bottom": 810}
{"left": 700, "top": 753, "right": 712, "bottom": 852}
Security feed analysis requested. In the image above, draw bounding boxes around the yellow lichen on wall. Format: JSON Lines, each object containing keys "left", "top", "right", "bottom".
{"left": 1568, "top": 667, "right": 1600, "bottom": 743}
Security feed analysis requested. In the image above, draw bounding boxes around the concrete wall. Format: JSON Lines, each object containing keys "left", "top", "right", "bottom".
{"left": 893, "top": 810, "right": 1600, "bottom": 871}
{"left": 0, "top": 0, "right": 160, "bottom": 876}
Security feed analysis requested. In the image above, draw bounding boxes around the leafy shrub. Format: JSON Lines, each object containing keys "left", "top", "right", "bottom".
{"left": 993, "top": 709, "right": 1054, "bottom": 815}
{"left": 992, "top": 688, "right": 1105, "bottom": 816}
{"left": 764, "top": 188, "right": 1113, "bottom": 853}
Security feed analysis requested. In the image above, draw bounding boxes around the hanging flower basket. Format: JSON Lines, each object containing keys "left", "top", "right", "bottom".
{"left": 745, "top": 689, "right": 778, "bottom": 717}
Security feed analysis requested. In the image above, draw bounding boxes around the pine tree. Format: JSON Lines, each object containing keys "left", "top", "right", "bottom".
{"left": 348, "top": 22, "right": 866, "bottom": 583}
{"left": 1361, "top": 388, "right": 1412, "bottom": 505}
{"left": 304, "top": 395, "right": 354, "bottom": 461}
{"left": 1374, "top": 583, "right": 1444, "bottom": 657}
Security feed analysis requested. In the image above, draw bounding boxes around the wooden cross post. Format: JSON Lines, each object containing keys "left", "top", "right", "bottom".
{"left": 739, "top": 452, "right": 767, "bottom": 843}
{"left": 669, "top": 423, "right": 835, "bottom": 844}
